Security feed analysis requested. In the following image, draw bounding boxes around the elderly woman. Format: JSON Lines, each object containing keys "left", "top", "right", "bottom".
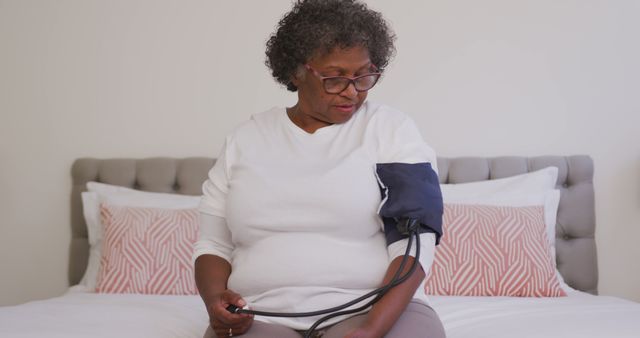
{"left": 193, "top": 1, "right": 446, "bottom": 337}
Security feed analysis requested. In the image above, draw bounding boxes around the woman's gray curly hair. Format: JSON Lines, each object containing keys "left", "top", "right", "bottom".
{"left": 265, "top": 0, "right": 396, "bottom": 92}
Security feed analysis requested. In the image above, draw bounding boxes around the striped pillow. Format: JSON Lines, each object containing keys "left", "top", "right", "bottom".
{"left": 425, "top": 204, "right": 566, "bottom": 297}
{"left": 95, "top": 204, "right": 199, "bottom": 295}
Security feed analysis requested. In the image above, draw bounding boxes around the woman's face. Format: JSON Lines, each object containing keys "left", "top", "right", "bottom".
{"left": 291, "top": 45, "right": 374, "bottom": 133}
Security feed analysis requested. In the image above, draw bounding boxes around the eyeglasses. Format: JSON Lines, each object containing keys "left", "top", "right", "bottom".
{"left": 304, "top": 64, "right": 381, "bottom": 94}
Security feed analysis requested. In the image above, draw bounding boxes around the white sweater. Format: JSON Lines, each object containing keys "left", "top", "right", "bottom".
{"left": 194, "top": 101, "right": 438, "bottom": 329}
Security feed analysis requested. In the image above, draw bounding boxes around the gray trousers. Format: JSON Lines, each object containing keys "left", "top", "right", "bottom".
{"left": 203, "top": 300, "right": 446, "bottom": 338}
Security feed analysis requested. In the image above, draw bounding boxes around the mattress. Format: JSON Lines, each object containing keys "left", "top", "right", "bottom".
{"left": 0, "top": 287, "right": 207, "bottom": 338}
{"left": 430, "top": 291, "right": 640, "bottom": 338}
{"left": 1, "top": 288, "right": 638, "bottom": 338}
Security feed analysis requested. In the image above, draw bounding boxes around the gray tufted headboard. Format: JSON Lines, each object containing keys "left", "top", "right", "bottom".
{"left": 70, "top": 155, "right": 597, "bottom": 294}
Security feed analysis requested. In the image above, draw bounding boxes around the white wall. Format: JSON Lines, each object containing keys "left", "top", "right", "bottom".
{"left": 1, "top": 0, "right": 638, "bottom": 306}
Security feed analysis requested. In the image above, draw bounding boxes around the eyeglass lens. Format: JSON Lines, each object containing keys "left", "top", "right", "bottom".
{"left": 324, "top": 74, "right": 380, "bottom": 94}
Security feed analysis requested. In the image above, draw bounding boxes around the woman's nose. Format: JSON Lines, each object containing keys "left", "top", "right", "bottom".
{"left": 339, "top": 81, "right": 358, "bottom": 98}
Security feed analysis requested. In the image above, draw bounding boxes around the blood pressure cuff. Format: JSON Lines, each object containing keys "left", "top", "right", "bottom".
{"left": 376, "top": 162, "right": 443, "bottom": 245}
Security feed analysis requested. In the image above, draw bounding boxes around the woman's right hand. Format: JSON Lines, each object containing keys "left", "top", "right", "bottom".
{"left": 206, "top": 289, "right": 254, "bottom": 337}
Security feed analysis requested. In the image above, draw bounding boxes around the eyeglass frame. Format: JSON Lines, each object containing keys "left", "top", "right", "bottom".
{"left": 303, "top": 64, "right": 382, "bottom": 94}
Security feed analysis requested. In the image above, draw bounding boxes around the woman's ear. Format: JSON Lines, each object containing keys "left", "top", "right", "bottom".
{"left": 290, "top": 75, "right": 300, "bottom": 88}
{"left": 290, "top": 65, "right": 306, "bottom": 88}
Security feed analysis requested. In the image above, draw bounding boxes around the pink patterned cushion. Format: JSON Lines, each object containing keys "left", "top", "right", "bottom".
{"left": 425, "top": 204, "right": 566, "bottom": 297}
{"left": 96, "top": 204, "right": 199, "bottom": 295}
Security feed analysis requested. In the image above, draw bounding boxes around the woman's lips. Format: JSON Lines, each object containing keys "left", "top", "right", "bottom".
{"left": 334, "top": 104, "right": 355, "bottom": 113}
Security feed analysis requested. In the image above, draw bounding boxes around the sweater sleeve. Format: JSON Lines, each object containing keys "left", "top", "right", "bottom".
{"left": 194, "top": 139, "right": 234, "bottom": 264}
{"left": 199, "top": 139, "right": 230, "bottom": 217}
{"left": 387, "top": 232, "right": 436, "bottom": 273}
{"left": 377, "top": 114, "right": 438, "bottom": 172}
{"left": 192, "top": 213, "right": 233, "bottom": 264}
{"left": 377, "top": 113, "right": 440, "bottom": 270}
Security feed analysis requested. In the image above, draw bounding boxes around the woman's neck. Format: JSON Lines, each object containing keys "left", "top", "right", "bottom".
{"left": 286, "top": 105, "right": 333, "bottom": 134}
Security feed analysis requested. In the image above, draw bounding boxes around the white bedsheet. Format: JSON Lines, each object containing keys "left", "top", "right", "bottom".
{"left": 0, "top": 287, "right": 208, "bottom": 338}
{"left": 1, "top": 288, "right": 639, "bottom": 338}
{"left": 430, "top": 292, "right": 640, "bottom": 338}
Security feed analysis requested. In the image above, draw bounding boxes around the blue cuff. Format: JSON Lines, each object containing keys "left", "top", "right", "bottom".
{"left": 376, "top": 162, "right": 444, "bottom": 245}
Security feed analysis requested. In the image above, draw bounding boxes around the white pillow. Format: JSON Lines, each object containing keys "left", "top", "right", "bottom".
{"left": 78, "top": 182, "right": 202, "bottom": 291}
{"left": 439, "top": 166, "right": 574, "bottom": 292}
{"left": 440, "top": 166, "right": 560, "bottom": 250}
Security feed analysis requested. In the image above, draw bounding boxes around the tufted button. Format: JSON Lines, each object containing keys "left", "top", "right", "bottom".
{"left": 563, "top": 234, "right": 571, "bottom": 241}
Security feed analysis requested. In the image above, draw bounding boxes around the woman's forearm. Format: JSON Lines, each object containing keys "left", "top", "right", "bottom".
{"left": 362, "top": 255, "right": 426, "bottom": 337}
{"left": 194, "top": 254, "right": 232, "bottom": 305}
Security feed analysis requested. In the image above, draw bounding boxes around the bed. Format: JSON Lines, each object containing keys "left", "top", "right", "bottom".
{"left": 1, "top": 155, "right": 639, "bottom": 338}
